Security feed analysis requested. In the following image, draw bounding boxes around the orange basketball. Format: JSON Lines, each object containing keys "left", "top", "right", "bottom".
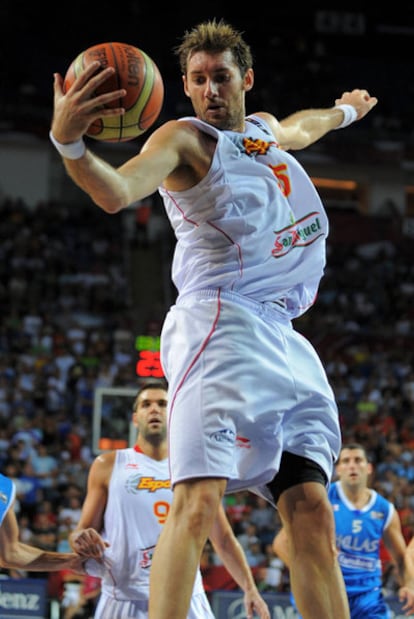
{"left": 63, "top": 42, "right": 164, "bottom": 142}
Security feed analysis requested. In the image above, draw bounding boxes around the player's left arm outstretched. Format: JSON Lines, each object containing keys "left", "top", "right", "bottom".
{"left": 0, "top": 500, "right": 85, "bottom": 573}
{"left": 384, "top": 510, "right": 414, "bottom": 615}
{"left": 258, "top": 88, "right": 378, "bottom": 151}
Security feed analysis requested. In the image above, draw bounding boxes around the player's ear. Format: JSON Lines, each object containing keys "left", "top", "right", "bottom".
{"left": 182, "top": 75, "right": 191, "bottom": 98}
{"left": 243, "top": 68, "right": 254, "bottom": 92}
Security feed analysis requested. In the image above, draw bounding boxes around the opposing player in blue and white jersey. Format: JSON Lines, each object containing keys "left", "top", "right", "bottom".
{"left": 69, "top": 381, "right": 270, "bottom": 619}
{"left": 273, "top": 443, "right": 414, "bottom": 618}
{"left": 0, "top": 472, "right": 85, "bottom": 573}
{"left": 50, "top": 18, "right": 378, "bottom": 619}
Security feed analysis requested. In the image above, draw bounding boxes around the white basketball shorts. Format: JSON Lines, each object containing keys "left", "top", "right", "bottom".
{"left": 94, "top": 591, "right": 214, "bottom": 618}
{"left": 161, "top": 288, "right": 341, "bottom": 503}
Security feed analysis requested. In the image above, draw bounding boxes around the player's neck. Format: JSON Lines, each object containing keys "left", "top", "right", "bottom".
{"left": 134, "top": 441, "right": 168, "bottom": 461}
{"left": 343, "top": 484, "right": 372, "bottom": 509}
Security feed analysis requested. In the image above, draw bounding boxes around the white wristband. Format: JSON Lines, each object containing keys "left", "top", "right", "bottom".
{"left": 334, "top": 104, "right": 358, "bottom": 129}
{"left": 49, "top": 131, "right": 86, "bottom": 159}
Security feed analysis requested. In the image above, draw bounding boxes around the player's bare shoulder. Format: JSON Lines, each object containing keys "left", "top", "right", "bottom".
{"left": 160, "top": 119, "right": 216, "bottom": 191}
{"left": 91, "top": 449, "right": 117, "bottom": 484}
{"left": 146, "top": 118, "right": 203, "bottom": 146}
{"left": 253, "top": 111, "right": 281, "bottom": 142}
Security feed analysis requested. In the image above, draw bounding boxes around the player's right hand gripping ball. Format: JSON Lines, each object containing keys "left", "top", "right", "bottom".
{"left": 63, "top": 41, "right": 164, "bottom": 142}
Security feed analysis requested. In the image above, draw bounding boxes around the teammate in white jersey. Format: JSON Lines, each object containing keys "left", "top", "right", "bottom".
{"left": 273, "top": 443, "right": 414, "bottom": 617}
{"left": 50, "top": 18, "right": 378, "bottom": 619}
{"left": 69, "top": 381, "right": 270, "bottom": 619}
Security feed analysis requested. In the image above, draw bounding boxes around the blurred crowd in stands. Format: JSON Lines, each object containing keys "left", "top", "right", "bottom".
{"left": 1, "top": 194, "right": 414, "bottom": 611}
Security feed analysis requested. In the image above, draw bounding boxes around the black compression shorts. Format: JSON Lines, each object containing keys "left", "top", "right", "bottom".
{"left": 266, "top": 451, "right": 328, "bottom": 505}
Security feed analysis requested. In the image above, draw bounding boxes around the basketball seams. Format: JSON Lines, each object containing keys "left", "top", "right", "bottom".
{"left": 108, "top": 43, "right": 126, "bottom": 142}
{"left": 138, "top": 52, "right": 164, "bottom": 129}
{"left": 132, "top": 50, "right": 154, "bottom": 127}
{"left": 63, "top": 42, "right": 163, "bottom": 142}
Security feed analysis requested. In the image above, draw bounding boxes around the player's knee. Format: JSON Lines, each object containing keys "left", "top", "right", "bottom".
{"left": 173, "top": 478, "right": 224, "bottom": 537}
{"left": 281, "top": 490, "right": 336, "bottom": 558}
{"left": 297, "top": 496, "right": 334, "bottom": 537}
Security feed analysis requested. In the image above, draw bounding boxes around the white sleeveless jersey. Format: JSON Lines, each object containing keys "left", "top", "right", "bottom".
{"left": 92, "top": 448, "right": 205, "bottom": 602}
{"left": 159, "top": 115, "right": 329, "bottom": 319}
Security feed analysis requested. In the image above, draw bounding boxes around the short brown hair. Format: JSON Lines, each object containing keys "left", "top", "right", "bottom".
{"left": 133, "top": 380, "right": 168, "bottom": 412}
{"left": 174, "top": 18, "right": 253, "bottom": 77}
{"left": 339, "top": 443, "right": 370, "bottom": 461}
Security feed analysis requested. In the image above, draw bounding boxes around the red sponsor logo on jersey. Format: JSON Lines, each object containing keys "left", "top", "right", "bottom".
{"left": 272, "top": 212, "right": 324, "bottom": 258}
{"left": 139, "top": 545, "right": 156, "bottom": 568}
{"left": 236, "top": 436, "right": 251, "bottom": 449}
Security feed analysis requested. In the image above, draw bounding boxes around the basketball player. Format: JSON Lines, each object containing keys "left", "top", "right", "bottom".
{"left": 273, "top": 443, "right": 414, "bottom": 617}
{"left": 50, "top": 18, "right": 378, "bottom": 619}
{"left": 0, "top": 473, "right": 84, "bottom": 573}
{"left": 69, "top": 381, "right": 270, "bottom": 619}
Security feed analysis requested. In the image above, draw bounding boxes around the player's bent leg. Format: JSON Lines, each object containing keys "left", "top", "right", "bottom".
{"left": 277, "top": 483, "right": 349, "bottom": 619}
{"left": 149, "top": 477, "right": 226, "bottom": 619}
{"left": 271, "top": 453, "right": 349, "bottom": 619}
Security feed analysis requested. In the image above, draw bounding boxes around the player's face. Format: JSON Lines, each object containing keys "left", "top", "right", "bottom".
{"left": 336, "top": 448, "right": 372, "bottom": 487}
{"left": 183, "top": 50, "right": 254, "bottom": 131}
{"left": 134, "top": 388, "right": 167, "bottom": 441}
